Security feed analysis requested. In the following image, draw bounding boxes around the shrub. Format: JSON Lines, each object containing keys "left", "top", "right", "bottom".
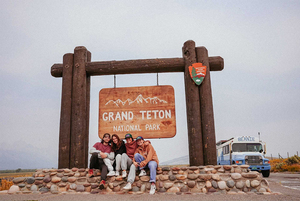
{"left": 276, "top": 163, "right": 286, "bottom": 172}
{"left": 270, "top": 159, "right": 282, "bottom": 165}
{"left": 286, "top": 164, "right": 300, "bottom": 172}
{"left": 0, "top": 173, "right": 33, "bottom": 191}
{"left": 0, "top": 179, "right": 13, "bottom": 191}
{"left": 286, "top": 155, "right": 299, "bottom": 165}
{"left": 270, "top": 156, "right": 300, "bottom": 172}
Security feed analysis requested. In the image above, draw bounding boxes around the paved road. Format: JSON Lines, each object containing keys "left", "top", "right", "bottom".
{"left": 0, "top": 172, "right": 300, "bottom": 201}
{"left": 267, "top": 172, "right": 300, "bottom": 191}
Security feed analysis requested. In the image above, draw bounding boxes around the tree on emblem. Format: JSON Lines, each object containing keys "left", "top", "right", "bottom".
{"left": 189, "top": 63, "right": 206, "bottom": 85}
{"left": 191, "top": 67, "right": 197, "bottom": 78}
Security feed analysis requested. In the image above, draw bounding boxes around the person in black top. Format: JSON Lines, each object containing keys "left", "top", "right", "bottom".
{"left": 111, "top": 134, "right": 127, "bottom": 176}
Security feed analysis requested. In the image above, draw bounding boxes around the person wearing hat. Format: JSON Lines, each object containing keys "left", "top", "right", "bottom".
{"left": 123, "top": 136, "right": 158, "bottom": 195}
{"left": 119, "top": 133, "right": 138, "bottom": 177}
{"left": 120, "top": 133, "right": 135, "bottom": 177}
{"left": 89, "top": 133, "right": 115, "bottom": 189}
{"left": 121, "top": 133, "right": 151, "bottom": 178}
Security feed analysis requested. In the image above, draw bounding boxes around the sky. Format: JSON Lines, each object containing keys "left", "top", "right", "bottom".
{"left": 0, "top": 0, "right": 299, "bottom": 170}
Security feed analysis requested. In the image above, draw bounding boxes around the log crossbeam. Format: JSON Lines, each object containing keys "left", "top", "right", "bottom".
{"left": 51, "top": 57, "right": 223, "bottom": 77}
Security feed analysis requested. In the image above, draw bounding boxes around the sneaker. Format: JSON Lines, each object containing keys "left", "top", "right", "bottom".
{"left": 122, "top": 170, "right": 127, "bottom": 178}
{"left": 99, "top": 180, "right": 105, "bottom": 190}
{"left": 149, "top": 183, "right": 156, "bottom": 195}
{"left": 88, "top": 169, "right": 94, "bottom": 178}
{"left": 115, "top": 171, "right": 120, "bottom": 176}
{"left": 107, "top": 171, "right": 115, "bottom": 176}
{"left": 123, "top": 182, "right": 132, "bottom": 190}
{"left": 139, "top": 169, "right": 147, "bottom": 176}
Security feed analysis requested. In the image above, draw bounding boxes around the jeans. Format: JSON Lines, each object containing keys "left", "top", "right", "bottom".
{"left": 134, "top": 153, "right": 157, "bottom": 183}
{"left": 89, "top": 153, "right": 108, "bottom": 181}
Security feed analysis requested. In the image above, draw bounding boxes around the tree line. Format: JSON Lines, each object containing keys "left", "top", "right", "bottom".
{"left": 0, "top": 168, "right": 36, "bottom": 173}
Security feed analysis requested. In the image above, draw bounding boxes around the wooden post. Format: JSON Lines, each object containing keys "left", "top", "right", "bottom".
{"left": 85, "top": 51, "right": 91, "bottom": 167}
{"left": 58, "top": 53, "right": 74, "bottom": 168}
{"left": 182, "top": 40, "right": 204, "bottom": 166}
{"left": 70, "top": 46, "right": 88, "bottom": 168}
{"left": 196, "top": 46, "right": 217, "bottom": 165}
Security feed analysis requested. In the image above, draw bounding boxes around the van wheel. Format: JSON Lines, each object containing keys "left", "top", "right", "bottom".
{"left": 262, "top": 170, "right": 270, "bottom": 177}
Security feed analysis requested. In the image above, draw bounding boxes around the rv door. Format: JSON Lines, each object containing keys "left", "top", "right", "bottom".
{"left": 229, "top": 143, "right": 232, "bottom": 165}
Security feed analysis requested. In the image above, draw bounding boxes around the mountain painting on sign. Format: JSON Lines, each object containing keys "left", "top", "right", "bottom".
{"left": 99, "top": 85, "right": 176, "bottom": 139}
{"left": 105, "top": 94, "right": 168, "bottom": 107}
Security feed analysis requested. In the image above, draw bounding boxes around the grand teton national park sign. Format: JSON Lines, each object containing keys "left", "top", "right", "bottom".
{"left": 99, "top": 85, "right": 176, "bottom": 139}
{"left": 51, "top": 41, "right": 224, "bottom": 168}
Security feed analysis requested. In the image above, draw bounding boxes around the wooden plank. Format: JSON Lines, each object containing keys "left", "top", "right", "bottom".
{"left": 196, "top": 46, "right": 217, "bottom": 165}
{"left": 58, "top": 53, "right": 73, "bottom": 169}
{"left": 98, "top": 85, "right": 176, "bottom": 139}
{"left": 182, "top": 40, "right": 204, "bottom": 166}
{"left": 70, "top": 46, "right": 88, "bottom": 168}
{"left": 51, "top": 57, "right": 223, "bottom": 77}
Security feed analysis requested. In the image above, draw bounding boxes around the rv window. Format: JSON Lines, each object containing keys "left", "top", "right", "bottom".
{"left": 232, "top": 143, "right": 262, "bottom": 152}
{"left": 222, "top": 145, "right": 229, "bottom": 154}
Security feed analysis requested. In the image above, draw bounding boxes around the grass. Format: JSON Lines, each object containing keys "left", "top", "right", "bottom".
{"left": 0, "top": 171, "right": 35, "bottom": 191}
{"left": 0, "top": 172, "right": 34, "bottom": 178}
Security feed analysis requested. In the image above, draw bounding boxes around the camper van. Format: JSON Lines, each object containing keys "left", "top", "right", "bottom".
{"left": 216, "top": 136, "right": 270, "bottom": 177}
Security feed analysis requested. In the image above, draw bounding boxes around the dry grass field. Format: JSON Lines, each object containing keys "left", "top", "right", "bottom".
{"left": 0, "top": 171, "right": 35, "bottom": 191}
{"left": 270, "top": 155, "right": 300, "bottom": 172}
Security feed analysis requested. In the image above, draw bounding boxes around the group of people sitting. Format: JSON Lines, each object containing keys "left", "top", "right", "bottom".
{"left": 89, "top": 133, "right": 159, "bottom": 195}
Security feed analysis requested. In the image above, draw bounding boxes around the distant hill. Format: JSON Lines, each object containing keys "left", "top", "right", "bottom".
{"left": 160, "top": 155, "right": 189, "bottom": 166}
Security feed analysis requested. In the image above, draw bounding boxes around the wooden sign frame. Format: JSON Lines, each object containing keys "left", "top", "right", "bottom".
{"left": 51, "top": 40, "right": 224, "bottom": 168}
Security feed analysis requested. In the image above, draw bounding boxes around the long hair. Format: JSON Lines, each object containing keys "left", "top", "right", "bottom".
{"left": 111, "top": 134, "right": 123, "bottom": 151}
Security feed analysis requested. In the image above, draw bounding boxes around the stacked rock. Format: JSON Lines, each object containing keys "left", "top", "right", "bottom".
{"left": 6, "top": 165, "right": 272, "bottom": 195}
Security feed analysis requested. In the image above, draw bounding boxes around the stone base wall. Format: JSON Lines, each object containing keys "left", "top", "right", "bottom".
{"left": 6, "top": 165, "right": 271, "bottom": 195}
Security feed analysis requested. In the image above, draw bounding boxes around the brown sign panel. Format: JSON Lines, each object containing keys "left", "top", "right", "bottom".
{"left": 99, "top": 85, "right": 176, "bottom": 139}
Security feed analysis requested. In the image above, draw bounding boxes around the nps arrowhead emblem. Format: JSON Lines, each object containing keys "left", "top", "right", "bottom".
{"left": 189, "top": 63, "right": 207, "bottom": 85}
